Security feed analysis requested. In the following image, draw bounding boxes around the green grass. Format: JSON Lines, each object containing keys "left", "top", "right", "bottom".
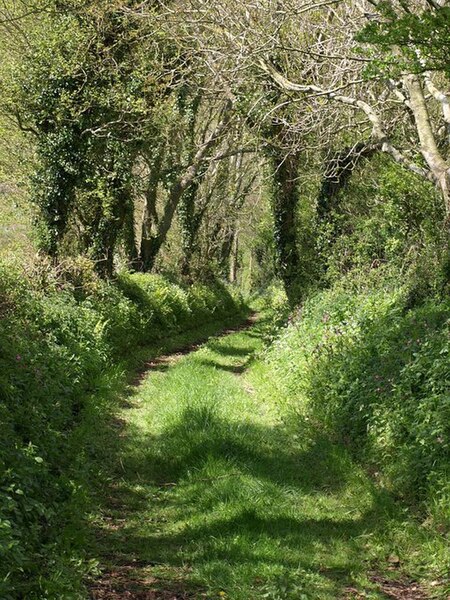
{"left": 90, "top": 314, "right": 448, "bottom": 599}
{"left": 0, "top": 185, "right": 33, "bottom": 259}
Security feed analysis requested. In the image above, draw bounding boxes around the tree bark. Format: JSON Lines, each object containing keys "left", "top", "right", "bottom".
{"left": 229, "top": 230, "right": 239, "bottom": 283}
{"left": 140, "top": 150, "right": 164, "bottom": 272}
{"left": 179, "top": 181, "right": 202, "bottom": 279}
{"left": 92, "top": 188, "right": 129, "bottom": 278}
{"left": 404, "top": 74, "right": 450, "bottom": 222}
{"left": 269, "top": 148, "right": 302, "bottom": 306}
{"left": 123, "top": 198, "right": 139, "bottom": 270}
{"left": 140, "top": 102, "right": 232, "bottom": 272}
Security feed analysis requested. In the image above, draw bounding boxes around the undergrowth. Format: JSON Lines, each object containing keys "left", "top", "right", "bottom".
{"left": 0, "top": 257, "right": 246, "bottom": 599}
{"left": 263, "top": 267, "right": 450, "bottom": 533}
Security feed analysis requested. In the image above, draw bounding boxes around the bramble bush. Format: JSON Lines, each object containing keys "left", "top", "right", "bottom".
{"left": 0, "top": 258, "right": 245, "bottom": 599}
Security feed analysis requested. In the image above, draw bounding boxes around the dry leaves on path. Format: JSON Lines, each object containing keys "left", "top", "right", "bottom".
{"left": 90, "top": 567, "right": 197, "bottom": 600}
{"left": 344, "top": 572, "right": 431, "bottom": 599}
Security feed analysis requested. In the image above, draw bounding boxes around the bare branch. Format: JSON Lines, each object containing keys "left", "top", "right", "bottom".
{"left": 260, "top": 59, "right": 432, "bottom": 181}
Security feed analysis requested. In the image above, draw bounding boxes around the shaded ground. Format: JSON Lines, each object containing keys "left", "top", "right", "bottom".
{"left": 131, "top": 314, "right": 258, "bottom": 385}
{"left": 88, "top": 315, "right": 433, "bottom": 600}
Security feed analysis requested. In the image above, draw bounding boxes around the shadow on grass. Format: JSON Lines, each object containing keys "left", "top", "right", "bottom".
{"left": 93, "top": 402, "right": 396, "bottom": 597}
{"left": 206, "top": 342, "right": 254, "bottom": 357}
{"left": 121, "top": 407, "right": 354, "bottom": 494}
{"left": 102, "top": 507, "right": 381, "bottom": 570}
{"left": 197, "top": 325, "right": 267, "bottom": 374}
{"left": 90, "top": 315, "right": 400, "bottom": 598}
{"left": 198, "top": 357, "right": 256, "bottom": 374}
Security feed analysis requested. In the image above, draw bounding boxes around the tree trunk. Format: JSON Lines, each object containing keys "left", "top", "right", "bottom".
{"left": 179, "top": 181, "right": 201, "bottom": 279}
{"left": 229, "top": 230, "right": 239, "bottom": 283}
{"left": 140, "top": 171, "right": 197, "bottom": 272}
{"left": 216, "top": 228, "right": 233, "bottom": 278}
{"left": 404, "top": 75, "right": 450, "bottom": 222}
{"left": 140, "top": 150, "right": 164, "bottom": 272}
{"left": 123, "top": 198, "right": 139, "bottom": 270}
{"left": 140, "top": 102, "right": 232, "bottom": 272}
{"left": 269, "top": 149, "right": 302, "bottom": 306}
{"left": 92, "top": 190, "right": 128, "bottom": 278}
{"left": 438, "top": 171, "right": 450, "bottom": 228}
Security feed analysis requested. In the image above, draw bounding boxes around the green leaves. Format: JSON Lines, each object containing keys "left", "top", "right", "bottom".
{"left": 356, "top": 4, "right": 450, "bottom": 77}
{"left": 265, "top": 270, "right": 450, "bottom": 524}
{"left": 0, "top": 259, "right": 244, "bottom": 597}
{"left": 3, "top": 1, "right": 173, "bottom": 264}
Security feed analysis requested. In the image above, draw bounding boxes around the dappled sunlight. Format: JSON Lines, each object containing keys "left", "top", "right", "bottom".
{"left": 91, "top": 319, "right": 402, "bottom": 599}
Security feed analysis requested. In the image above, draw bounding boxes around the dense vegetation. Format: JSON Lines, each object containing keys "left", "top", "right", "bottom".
{"left": 87, "top": 311, "right": 448, "bottom": 599}
{"left": 265, "top": 276, "right": 449, "bottom": 511}
{"left": 0, "top": 0, "right": 449, "bottom": 598}
{"left": 0, "top": 259, "right": 245, "bottom": 598}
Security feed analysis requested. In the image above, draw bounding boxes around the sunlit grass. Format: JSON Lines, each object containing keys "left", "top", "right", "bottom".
{"left": 91, "top": 316, "right": 448, "bottom": 599}
{"left": 0, "top": 186, "right": 33, "bottom": 259}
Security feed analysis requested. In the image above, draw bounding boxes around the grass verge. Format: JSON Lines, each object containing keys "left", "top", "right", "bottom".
{"left": 0, "top": 261, "right": 247, "bottom": 599}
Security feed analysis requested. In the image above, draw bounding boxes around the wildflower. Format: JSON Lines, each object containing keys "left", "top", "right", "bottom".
{"left": 16, "top": 354, "right": 22, "bottom": 361}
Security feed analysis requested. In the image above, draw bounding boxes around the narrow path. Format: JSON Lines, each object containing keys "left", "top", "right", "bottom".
{"left": 89, "top": 315, "right": 428, "bottom": 600}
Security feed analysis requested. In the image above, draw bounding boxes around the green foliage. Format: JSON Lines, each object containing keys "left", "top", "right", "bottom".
{"left": 357, "top": 4, "right": 450, "bottom": 77}
{"left": 1, "top": 1, "right": 168, "bottom": 265}
{"left": 264, "top": 268, "right": 450, "bottom": 524}
{"left": 0, "top": 258, "right": 245, "bottom": 599}
{"left": 318, "top": 155, "right": 446, "bottom": 289}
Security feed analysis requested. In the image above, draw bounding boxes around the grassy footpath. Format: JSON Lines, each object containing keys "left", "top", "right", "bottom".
{"left": 89, "top": 314, "right": 446, "bottom": 599}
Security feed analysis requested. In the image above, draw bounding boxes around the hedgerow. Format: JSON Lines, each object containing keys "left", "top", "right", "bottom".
{"left": 0, "top": 259, "right": 245, "bottom": 599}
{"left": 264, "top": 267, "right": 450, "bottom": 524}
